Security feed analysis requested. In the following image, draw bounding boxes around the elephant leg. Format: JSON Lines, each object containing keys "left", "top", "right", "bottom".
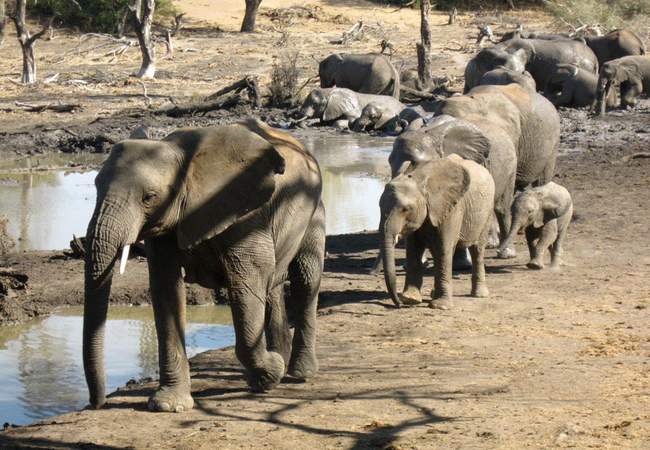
{"left": 525, "top": 226, "right": 542, "bottom": 266}
{"left": 535, "top": 151, "right": 558, "bottom": 187}
{"left": 528, "top": 220, "right": 558, "bottom": 270}
{"left": 621, "top": 79, "right": 642, "bottom": 109}
{"left": 401, "top": 232, "right": 426, "bottom": 305}
{"left": 265, "top": 284, "right": 292, "bottom": 367}
{"left": 551, "top": 87, "right": 574, "bottom": 107}
{"left": 145, "top": 235, "right": 194, "bottom": 413}
{"left": 495, "top": 189, "right": 515, "bottom": 258}
{"left": 486, "top": 220, "right": 500, "bottom": 249}
{"left": 469, "top": 244, "right": 489, "bottom": 298}
{"left": 287, "top": 206, "right": 325, "bottom": 379}
{"left": 430, "top": 235, "right": 456, "bottom": 310}
{"left": 550, "top": 213, "right": 571, "bottom": 269}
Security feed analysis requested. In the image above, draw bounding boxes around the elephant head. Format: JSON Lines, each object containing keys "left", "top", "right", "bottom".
{"left": 464, "top": 46, "right": 527, "bottom": 93}
{"left": 83, "top": 122, "right": 286, "bottom": 409}
{"left": 596, "top": 58, "right": 639, "bottom": 115}
{"left": 389, "top": 115, "right": 490, "bottom": 178}
{"left": 497, "top": 182, "right": 572, "bottom": 256}
{"left": 379, "top": 158, "right": 470, "bottom": 306}
{"left": 298, "top": 88, "right": 360, "bottom": 122}
{"left": 319, "top": 54, "right": 344, "bottom": 88}
{"left": 351, "top": 103, "right": 398, "bottom": 132}
{"left": 544, "top": 63, "right": 579, "bottom": 96}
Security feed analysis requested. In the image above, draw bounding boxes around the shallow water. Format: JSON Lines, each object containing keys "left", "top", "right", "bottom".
{"left": 0, "top": 133, "right": 393, "bottom": 250}
{"left": 0, "top": 305, "right": 234, "bottom": 426}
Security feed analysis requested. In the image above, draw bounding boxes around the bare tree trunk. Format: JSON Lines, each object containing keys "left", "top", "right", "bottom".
{"left": 130, "top": 0, "right": 156, "bottom": 79}
{"left": 0, "top": 0, "right": 6, "bottom": 48}
{"left": 417, "top": 0, "right": 432, "bottom": 89}
{"left": 11, "top": 0, "right": 57, "bottom": 84}
{"left": 172, "top": 13, "right": 185, "bottom": 37}
{"left": 241, "top": 0, "right": 263, "bottom": 32}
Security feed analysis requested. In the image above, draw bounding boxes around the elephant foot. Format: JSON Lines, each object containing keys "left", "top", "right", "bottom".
{"left": 472, "top": 284, "right": 489, "bottom": 298}
{"left": 288, "top": 348, "right": 319, "bottom": 379}
{"left": 429, "top": 297, "right": 453, "bottom": 310}
{"left": 400, "top": 288, "right": 423, "bottom": 305}
{"left": 526, "top": 260, "right": 545, "bottom": 270}
{"left": 148, "top": 385, "right": 194, "bottom": 413}
{"left": 486, "top": 234, "right": 500, "bottom": 249}
{"left": 496, "top": 246, "right": 517, "bottom": 259}
{"left": 247, "top": 351, "right": 286, "bottom": 393}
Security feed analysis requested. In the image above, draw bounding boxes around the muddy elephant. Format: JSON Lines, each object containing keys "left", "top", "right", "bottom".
{"left": 297, "top": 87, "right": 404, "bottom": 129}
{"left": 465, "top": 38, "right": 599, "bottom": 92}
{"left": 477, "top": 65, "right": 537, "bottom": 91}
{"left": 500, "top": 28, "right": 571, "bottom": 42}
{"left": 544, "top": 63, "right": 617, "bottom": 108}
{"left": 83, "top": 119, "right": 325, "bottom": 412}
{"left": 498, "top": 182, "right": 573, "bottom": 270}
{"left": 582, "top": 29, "right": 646, "bottom": 67}
{"left": 379, "top": 155, "right": 495, "bottom": 309}
{"left": 596, "top": 55, "right": 650, "bottom": 115}
{"left": 350, "top": 100, "right": 406, "bottom": 132}
{"left": 437, "top": 84, "right": 561, "bottom": 187}
{"left": 389, "top": 114, "right": 517, "bottom": 255}
{"left": 319, "top": 53, "right": 400, "bottom": 98}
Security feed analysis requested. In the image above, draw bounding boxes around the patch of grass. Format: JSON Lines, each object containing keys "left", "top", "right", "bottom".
{"left": 544, "top": 0, "right": 650, "bottom": 32}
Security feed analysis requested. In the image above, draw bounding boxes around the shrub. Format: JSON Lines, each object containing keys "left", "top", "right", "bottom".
{"left": 269, "top": 51, "right": 301, "bottom": 106}
{"left": 544, "top": 0, "right": 650, "bottom": 31}
{"left": 27, "top": 0, "right": 177, "bottom": 33}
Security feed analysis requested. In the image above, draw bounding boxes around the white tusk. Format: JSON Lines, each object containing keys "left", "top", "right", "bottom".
{"left": 119, "top": 244, "right": 130, "bottom": 275}
{"left": 395, "top": 234, "right": 402, "bottom": 245}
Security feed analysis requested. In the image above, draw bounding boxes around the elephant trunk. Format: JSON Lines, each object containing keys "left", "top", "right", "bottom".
{"left": 498, "top": 216, "right": 525, "bottom": 256}
{"left": 596, "top": 79, "right": 612, "bottom": 116}
{"left": 83, "top": 196, "right": 135, "bottom": 409}
{"left": 379, "top": 215, "right": 402, "bottom": 307}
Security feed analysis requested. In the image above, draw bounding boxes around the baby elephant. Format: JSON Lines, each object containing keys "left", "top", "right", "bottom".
{"left": 379, "top": 154, "right": 495, "bottom": 310}
{"left": 544, "top": 63, "right": 616, "bottom": 108}
{"left": 498, "top": 182, "right": 573, "bottom": 270}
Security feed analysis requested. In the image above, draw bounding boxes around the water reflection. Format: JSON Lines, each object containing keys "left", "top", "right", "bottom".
{"left": 0, "top": 305, "right": 234, "bottom": 426}
{"left": 0, "top": 133, "right": 394, "bottom": 250}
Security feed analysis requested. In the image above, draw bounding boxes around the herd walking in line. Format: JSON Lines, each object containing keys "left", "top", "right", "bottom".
{"left": 82, "top": 24, "right": 648, "bottom": 413}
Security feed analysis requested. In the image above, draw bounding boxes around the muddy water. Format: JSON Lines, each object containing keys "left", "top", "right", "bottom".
{"left": 0, "top": 133, "right": 393, "bottom": 250}
{"left": 0, "top": 305, "right": 234, "bottom": 426}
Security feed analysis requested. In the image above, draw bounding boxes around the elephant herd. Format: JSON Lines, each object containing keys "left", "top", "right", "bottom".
{"left": 80, "top": 25, "right": 647, "bottom": 415}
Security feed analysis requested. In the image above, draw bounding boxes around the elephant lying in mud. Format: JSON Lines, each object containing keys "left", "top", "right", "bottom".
{"left": 498, "top": 182, "right": 573, "bottom": 270}
{"left": 83, "top": 119, "right": 325, "bottom": 412}
{"left": 544, "top": 63, "right": 617, "bottom": 108}
{"left": 596, "top": 55, "right": 650, "bottom": 115}
{"left": 351, "top": 103, "right": 424, "bottom": 133}
{"left": 319, "top": 53, "right": 400, "bottom": 98}
{"left": 379, "top": 155, "right": 495, "bottom": 310}
{"left": 477, "top": 65, "right": 537, "bottom": 92}
{"left": 296, "top": 87, "right": 404, "bottom": 129}
{"left": 465, "top": 38, "right": 599, "bottom": 92}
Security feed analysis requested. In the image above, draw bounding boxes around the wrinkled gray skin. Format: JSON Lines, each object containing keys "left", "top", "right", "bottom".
{"left": 581, "top": 29, "right": 646, "bottom": 67}
{"left": 544, "top": 63, "right": 617, "bottom": 108}
{"left": 351, "top": 100, "right": 406, "bottom": 132}
{"left": 437, "top": 84, "right": 560, "bottom": 188}
{"left": 297, "top": 88, "right": 404, "bottom": 129}
{"left": 596, "top": 55, "right": 650, "bottom": 115}
{"left": 83, "top": 119, "right": 325, "bottom": 413}
{"left": 319, "top": 53, "right": 400, "bottom": 98}
{"left": 389, "top": 114, "right": 517, "bottom": 257}
{"left": 464, "top": 46, "right": 527, "bottom": 93}
{"left": 465, "top": 38, "right": 599, "bottom": 92}
{"left": 379, "top": 155, "right": 495, "bottom": 310}
{"left": 477, "top": 65, "right": 537, "bottom": 92}
{"left": 500, "top": 29, "right": 571, "bottom": 42}
{"left": 498, "top": 182, "right": 573, "bottom": 270}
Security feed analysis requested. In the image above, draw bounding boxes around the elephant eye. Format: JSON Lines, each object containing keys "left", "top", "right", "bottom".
{"left": 143, "top": 191, "right": 157, "bottom": 206}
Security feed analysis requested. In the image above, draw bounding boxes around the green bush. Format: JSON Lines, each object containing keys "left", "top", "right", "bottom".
{"left": 544, "top": 0, "right": 650, "bottom": 31}
{"left": 28, "top": 0, "right": 177, "bottom": 33}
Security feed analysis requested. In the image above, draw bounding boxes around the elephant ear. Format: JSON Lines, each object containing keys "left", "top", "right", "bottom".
{"left": 323, "top": 89, "right": 359, "bottom": 121}
{"left": 434, "top": 118, "right": 491, "bottom": 165}
{"left": 169, "top": 126, "right": 286, "bottom": 250}
{"left": 420, "top": 158, "right": 471, "bottom": 228}
{"left": 537, "top": 184, "right": 572, "bottom": 226}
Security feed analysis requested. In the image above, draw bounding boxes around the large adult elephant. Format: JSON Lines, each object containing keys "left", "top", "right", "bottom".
{"left": 580, "top": 29, "right": 646, "bottom": 67}
{"left": 596, "top": 55, "right": 650, "bottom": 115}
{"left": 437, "top": 84, "right": 561, "bottom": 187}
{"left": 319, "top": 53, "right": 401, "bottom": 98}
{"left": 83, "top": 119, "right": 325, "bottom": 412}
{"left": 465, "top": 38, "right": 599, "bottom": 92}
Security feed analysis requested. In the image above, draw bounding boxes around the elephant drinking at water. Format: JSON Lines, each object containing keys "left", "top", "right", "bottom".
{"left": 83, "top": 119, "right": 325, "bottom": 412}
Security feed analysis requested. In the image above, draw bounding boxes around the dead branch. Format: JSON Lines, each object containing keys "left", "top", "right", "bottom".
{"left": 171, "top": 13, "right": 186, "bottom": 37}
{"left": 399, "top": 85, "right": 441, "bottom": 100}
{"left": 163, "top": 29, "right": 173, "bottom": 58}
{"left": 448, "top": 8, "right": 457, "bottom": 25}
{"left": 477, "top": 25, "right": 496, "bottom": 45}
{"left": 205, "top": 75, "right": 260, "bottom": 103}
{"left": 42, "top": 73, "right": 59, "bottom": 84}
{"left": 612, "top": 152, "right": 650, "bottom": 165}
{"left": 139, "top": 81, "right": 152, "bottom": 108}
{"left": 14, "top": 100, "right": 81, "bottom": 113}
{"left": 337, "top": 19, "right": 364, "bottom": 44}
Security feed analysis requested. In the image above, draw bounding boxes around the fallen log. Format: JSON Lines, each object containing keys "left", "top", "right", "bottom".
{"left": 399, "top": 85, "right": 442, "bottom": 100}
{"left": 14, "top": 100, "right": 81, "bottom": 113}
{"left": 612, "top": 152, "right": 650, "bottom": 165}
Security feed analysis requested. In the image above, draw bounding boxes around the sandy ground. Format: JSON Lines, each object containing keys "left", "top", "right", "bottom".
{"left": 1, "top": 1, "right": 650, "bottom": 449}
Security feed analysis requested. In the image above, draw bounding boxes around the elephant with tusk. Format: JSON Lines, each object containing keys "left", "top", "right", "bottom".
{"left": 83, "top": 119, "right": 325, "bottom": 413}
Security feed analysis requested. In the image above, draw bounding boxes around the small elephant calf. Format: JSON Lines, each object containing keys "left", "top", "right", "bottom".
{"left": 498, "top": 182, "right": 573, "bottom": 270}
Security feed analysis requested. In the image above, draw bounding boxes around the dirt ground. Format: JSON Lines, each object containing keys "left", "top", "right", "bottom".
{"left": 1, "top": 1, "right": 650, "bottom": 448}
